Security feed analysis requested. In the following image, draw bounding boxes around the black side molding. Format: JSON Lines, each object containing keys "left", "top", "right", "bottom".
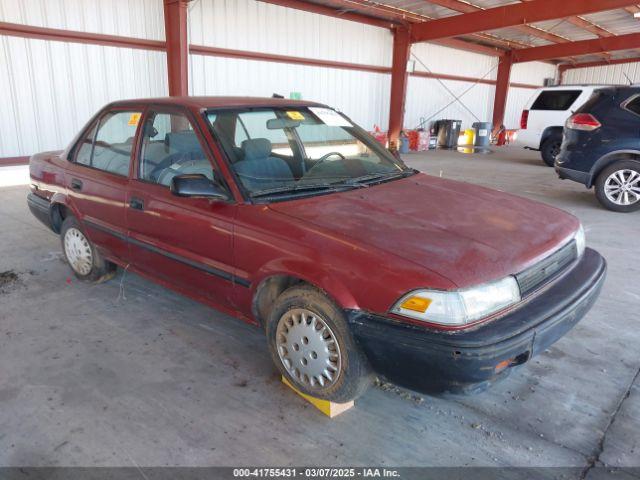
{"left": 83, "top": 219, "right": 251, "bottom": 288}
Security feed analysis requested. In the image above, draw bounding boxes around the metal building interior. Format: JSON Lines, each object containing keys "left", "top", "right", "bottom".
{"left": 0, "top": 0, "right": 639, "bottom": 476}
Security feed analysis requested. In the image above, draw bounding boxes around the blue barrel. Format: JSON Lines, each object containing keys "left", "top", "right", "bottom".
{"left": 400, "top": 136, "right": 410, "bottom": 154}
{"left": 472, "top": 122, "right": 492, "bottom": 147}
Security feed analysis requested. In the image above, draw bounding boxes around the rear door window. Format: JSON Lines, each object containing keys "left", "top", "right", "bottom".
{"left": 531, "top": 90, "right": 582, "bottom": 111}
{"left": 74, "top": 110, "right": 141, "bottom": 176}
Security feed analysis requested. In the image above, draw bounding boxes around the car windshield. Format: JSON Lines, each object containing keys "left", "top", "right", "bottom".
{"left": 205, "top": 107, "right": 413, "bottom": 200}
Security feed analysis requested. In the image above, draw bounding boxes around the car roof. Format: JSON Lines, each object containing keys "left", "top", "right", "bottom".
{"left": 106, "top": 96, "right": 327, "bottom": 110}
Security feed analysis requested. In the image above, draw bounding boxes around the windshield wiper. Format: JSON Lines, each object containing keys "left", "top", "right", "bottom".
{"left": 250, "top": 182, "right": 356, "bottom": 198}
{"left": 344, "top": 169, "right": 416, "bottom": 186}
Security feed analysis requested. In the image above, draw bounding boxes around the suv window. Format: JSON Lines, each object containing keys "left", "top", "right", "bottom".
{"left": 75, "top": 110, "right": 141, "bottom": 176}
{"left": 531, "top": 90, "right": 581, "bottom": 111}
{"left": 624, "top": 96, "right": 640, "bottom": 116}
{"left": 139, "top": 110, "right": 214, "bottom": 186}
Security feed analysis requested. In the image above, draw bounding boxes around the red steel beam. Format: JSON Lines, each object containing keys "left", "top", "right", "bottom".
{"left": 565, "top": 16, "right": 614, "bottom": 37}
{"left": 0, "top": 156, "right": 29, "bottom": 167}
{"left": 518, "top": 0, "right": 613, "bottom": 38}
{"left": 388, "top": 27, "right": 412, "bottom": 150}
{"left": 0, "top": 21, "right": 165, "bottom": 51}
{"left": 412, "top": 69, "right": 538, "bottom": 89}
{"left": 189, "top": 44, "right": 391, "bottom": 74}
{"left": 512, "top": 32, "right": 640, "bottom": 63}
{"left": 492, "top": 53, "right": 513, "bottom": 132}
{"left": 432, "top": 37, "right": 504, "bottom": 56}
{"left": 164, "top": 0, "right": 189, "bottom": 97}
{"left": 423, "top": 0, "right": 570, "bottom": 44}
{"left": 411, "top": 0, "right": 636, "bottom": 43}
{"left": 190, "top": 43, "right": 539, "bottom": 88}
{"left": 257, "top": 0, "right": 397, "bottom": 29}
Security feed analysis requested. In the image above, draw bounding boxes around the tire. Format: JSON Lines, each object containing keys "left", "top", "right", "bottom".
{"left": 595, "top": 160, "right": 640, "bottom": 213}
{"left": 60, "top": 216, "right": 116, "bottom": 282}
{"left": 540, "top": 134, "right": 562, "bottom": 167}
{"left": 266, "top": 285, "right": 372, "bottom": 402}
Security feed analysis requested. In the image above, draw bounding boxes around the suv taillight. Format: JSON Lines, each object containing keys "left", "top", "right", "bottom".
{"left": 566, "top": 113, "right": 601, "bottom": 131}
{"left": 520, "top": 110, "right": 529, "bottom": 129}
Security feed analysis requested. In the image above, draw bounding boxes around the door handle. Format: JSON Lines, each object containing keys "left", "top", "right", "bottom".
{"left": 129, "top": 197, "right": 144, "bottom": 210}
{"left": 70, "top": 178, "right": 83, "bottom": 191}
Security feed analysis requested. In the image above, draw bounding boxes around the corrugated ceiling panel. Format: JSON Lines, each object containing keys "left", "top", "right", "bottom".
{"left": 189, "top": 54, "right": 390, "bottom": 130}
{"left": 189, "top": 0, "right": 393, "bottom": 67}
{"left": 0, "top": 0, "right": 164, "bottom": 40}
{"left": 377, "top": 0, "right": 456, "bottom": 18}
{"left": 0, "top": 36, "right": 167, "bottom": 157}
{"left": 582, "top": 9, "right": 639, "bottom": 36}
{"left": 530, "top": 19, "right": 597, "bottom": 41}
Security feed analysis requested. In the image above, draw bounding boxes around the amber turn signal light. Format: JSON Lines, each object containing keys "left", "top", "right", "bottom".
{"left": 399, "top": 296, "right": 432, "bottom": 313}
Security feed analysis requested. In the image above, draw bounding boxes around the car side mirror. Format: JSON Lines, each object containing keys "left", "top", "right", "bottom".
{"left": 170, "top": 174, "right": 229, "bottom": 201}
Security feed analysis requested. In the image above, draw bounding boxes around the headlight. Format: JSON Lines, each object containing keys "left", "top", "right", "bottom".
{"left": 574, "top": 224, "right": 586, "bottom": 257}
{"left": 391, "top": 276, "right": 521, "bottom": 327}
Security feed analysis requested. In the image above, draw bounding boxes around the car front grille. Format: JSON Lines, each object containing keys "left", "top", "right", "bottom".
{"left": 515, "top": 240, "right": 578, "bottom": 296}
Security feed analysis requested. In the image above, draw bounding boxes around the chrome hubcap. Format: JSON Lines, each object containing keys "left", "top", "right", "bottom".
{"left": 604, "top": 169, "right": 640, "bottom": 206}
{"left": 276, "top": 308, "right": 341, "bottom": 389}
{"left": 64, "top": 228, "right": 93, "bottom": 276}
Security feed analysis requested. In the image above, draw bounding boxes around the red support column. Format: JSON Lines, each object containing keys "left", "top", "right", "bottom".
{"left": 163, "top": 0, "right": 189, "bottom": 97}
{"left": 388, "top": 26, "right": 411, "bottom": 151}
{"left": 492, "top": 52, "right": 512, "bottom": 134}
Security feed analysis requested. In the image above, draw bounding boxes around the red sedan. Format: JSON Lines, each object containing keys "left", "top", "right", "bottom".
{"left": 27, "top": 97, "right": 606, "bottom": 402}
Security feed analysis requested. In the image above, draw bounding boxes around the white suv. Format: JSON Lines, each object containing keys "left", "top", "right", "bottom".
{"left": 515, "top": 85, "right": 610, "bottom": 166}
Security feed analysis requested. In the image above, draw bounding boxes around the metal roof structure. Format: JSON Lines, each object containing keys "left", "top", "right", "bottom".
{"left": 262, "top": 0, "right": 640, "bottom": 66}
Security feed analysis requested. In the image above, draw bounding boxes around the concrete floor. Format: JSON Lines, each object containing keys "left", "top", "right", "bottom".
{"left": 0, "top": 146, "right": 638, "bottom": 473}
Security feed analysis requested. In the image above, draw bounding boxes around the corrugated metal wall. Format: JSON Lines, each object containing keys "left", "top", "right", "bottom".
{"left": 405, "top": 43, "right": 496, "bottom": 130}
{"left": 503, "top": 62, "right": 556, "bottom": 129}
{"left": 0, "top": 0, "right": 164, "bottom": 39}
{"left": 406, "top": 44, "right": 555, "bottom": 130}
{"left": 188, "top": 0, "right": 392, "bottom": 130}
{"left": 0, "top": 0, "right": 558, "bottom": 157}
{"left": 0, "top": 0, "right": 166, "bottom": 158}
{"left": 564, "top": 62, "right": 640, "bottom": 85}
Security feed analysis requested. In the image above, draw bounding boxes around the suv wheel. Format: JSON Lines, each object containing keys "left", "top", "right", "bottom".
{"left": 266, "top": 285, "right": 372, "bottom": 402}
{"left": 540, "top": 134, "right": 562, "bottom": 167}
{"left": 60, "top": 216, "right": 116, "bottom": 282}
{"left": 595, "top": 161, "right": 640, "bottom": 212}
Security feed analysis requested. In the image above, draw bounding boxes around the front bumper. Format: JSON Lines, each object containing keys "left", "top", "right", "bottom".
{"left": 347, "top": 248, "right": 606, "bottom": 395}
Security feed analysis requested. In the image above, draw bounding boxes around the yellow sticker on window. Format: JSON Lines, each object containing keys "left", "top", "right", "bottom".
{"left": 128, "top": 113, "right": 141, "bottom": 126}
{"left": 286, "top": 111, "right": 305, "bottom": 121}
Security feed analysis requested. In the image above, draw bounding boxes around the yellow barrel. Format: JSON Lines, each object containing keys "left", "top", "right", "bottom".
{"left": 459, "top": 128, "right": 475, "bottom": 146}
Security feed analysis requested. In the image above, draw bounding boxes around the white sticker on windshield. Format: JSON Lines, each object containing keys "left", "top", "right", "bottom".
{"left": 309, "top": 107, "right": 352, "bottom": 127}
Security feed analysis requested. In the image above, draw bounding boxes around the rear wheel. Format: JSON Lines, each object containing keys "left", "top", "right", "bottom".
{"left": 541, "top": 134, "right": 562, "bottom": 167}
{"left": 60, "top": 216, "right": 116, "bottom": 282}
{"left": 266, "top": 285, "right": 372, "bottom": 402}
{"left": 595, "top": 161, "right": 640, "bottom": 212}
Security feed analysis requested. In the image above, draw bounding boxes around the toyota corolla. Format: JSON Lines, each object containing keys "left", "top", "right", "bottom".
{"left": 27, "top": 97, "right": 606, "bottom": 402}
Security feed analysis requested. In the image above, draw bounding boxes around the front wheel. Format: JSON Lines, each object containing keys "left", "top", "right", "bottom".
{"left": 266, "top": 285, "right": 372, "bottom": 402}
{"left": 60, "top": 216, "right": 116, "bottom": 282}
{"left": 541, "top": 134, "right": 562, "bottom": 167}
{"left": 595, "top": 161, "right": 640, "bottom": 212}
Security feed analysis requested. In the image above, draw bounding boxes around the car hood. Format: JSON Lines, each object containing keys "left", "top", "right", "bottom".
{"left": 267, "top": 173, "right": 579, "bottom": 288}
